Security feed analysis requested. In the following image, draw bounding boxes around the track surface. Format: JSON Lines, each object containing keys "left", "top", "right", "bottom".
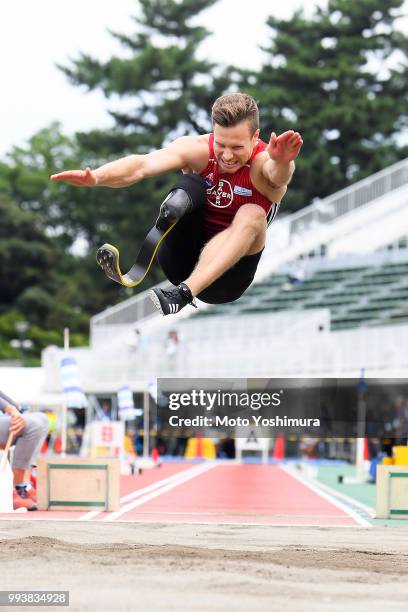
{"left": 1, "top": 462, "right": 366, "bottom": 526}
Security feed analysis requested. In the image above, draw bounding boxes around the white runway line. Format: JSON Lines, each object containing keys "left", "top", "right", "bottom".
{"left": 79, "top": 462, "right": 216, "bottom": 521}
{"left": 279, "top": 465, "right": 372, "bottom": 528}
{"left": 308, "top": 478, "right": 375, "bottom": 518}
{"left": 104, "top": 462, "right": 216, "bottom": 521}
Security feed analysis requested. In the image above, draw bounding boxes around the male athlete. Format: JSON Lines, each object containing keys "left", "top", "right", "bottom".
{"left": 51, "top": 93, "right": 303, "bottom": 315}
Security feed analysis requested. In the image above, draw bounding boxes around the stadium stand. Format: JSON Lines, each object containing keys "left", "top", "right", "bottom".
{"left": 199, "top": 255, "right": 408, "bottom": 331}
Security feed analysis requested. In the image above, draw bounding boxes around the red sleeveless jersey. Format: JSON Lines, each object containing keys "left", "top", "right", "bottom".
{"left": 198, "top": 133, "right": 279, "bottom": 239}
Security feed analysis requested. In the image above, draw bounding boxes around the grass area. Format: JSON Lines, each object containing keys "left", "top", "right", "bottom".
{"left": 317, "top": 463, "right": 408, "bottom": 527}
{"left": 317, "top": 463, "right": 376, "bottom": 509}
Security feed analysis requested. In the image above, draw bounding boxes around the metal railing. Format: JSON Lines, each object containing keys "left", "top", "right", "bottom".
{"left": 288, "top": 158, "right": 408, "bottom": 240}
{"left": 91, "top": 280, "right": 168, "bottom": 328}
{"left": 43, "top": 316, "right": 408, "bottom": 389}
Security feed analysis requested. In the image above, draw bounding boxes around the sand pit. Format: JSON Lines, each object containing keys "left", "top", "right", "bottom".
{"left": 0, "top": 521, "right": 407, "bottom": 611}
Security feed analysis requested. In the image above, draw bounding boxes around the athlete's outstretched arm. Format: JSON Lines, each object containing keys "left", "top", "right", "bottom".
{"left": 262, "top": 130, "right": 303, "bottom": 188}
{"left": 50, "top": 136, "right": 202, "bottom": 188}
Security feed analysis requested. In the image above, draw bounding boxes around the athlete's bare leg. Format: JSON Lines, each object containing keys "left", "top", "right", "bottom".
{"left": 12, "top": 467, "right": 27, "bottom": 487}
{"left": 185, "top": 203, "right": 267, "bottom": 297}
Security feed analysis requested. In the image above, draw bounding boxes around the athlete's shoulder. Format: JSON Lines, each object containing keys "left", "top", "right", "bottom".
{"left": 198, "top": 133, "right": 211, "bottom": 144}
{"left": 170, "top": 134, "right": 210, "bottom": 173}
{"left": 250, "top": 150, "right": 287, "bottom": 204}
{"left": 168, "top": 133, "right": 208, "bottom": 150}
{"left": 249, "top": 148, "right": 269, "bottom": 178}
{"left": 175, "top": 133, "right": 210, "bottom": 144}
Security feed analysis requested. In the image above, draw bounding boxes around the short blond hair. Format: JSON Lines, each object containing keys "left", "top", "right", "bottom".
{"left": 211, "top": 93, "right": 259, "bottom": 135}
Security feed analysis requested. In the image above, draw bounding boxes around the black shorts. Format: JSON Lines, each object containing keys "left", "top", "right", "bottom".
{"left": 157, "top": 205, "right": 263, "bottom": 304}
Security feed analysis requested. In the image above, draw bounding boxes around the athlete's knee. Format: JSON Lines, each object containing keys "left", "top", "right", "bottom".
{"left": 232, "top": 204, "right": 267, "bottom": 235}
{"left": 37, "top": 413, "right": 50, "bottom": 436}
{"left": 156, "top": 173, "right": 207, "bottom": 231}
{"left": 23, "top": 413, "right": 49, "bottom": 438}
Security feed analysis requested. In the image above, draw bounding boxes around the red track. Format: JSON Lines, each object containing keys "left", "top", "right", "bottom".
{"left": 1, "top": 462, "right": 362, "bottom": 526}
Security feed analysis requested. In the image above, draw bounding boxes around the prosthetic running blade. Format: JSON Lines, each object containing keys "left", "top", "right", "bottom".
{"left": 96, "top": 223, "right": 176, "bottom": 288}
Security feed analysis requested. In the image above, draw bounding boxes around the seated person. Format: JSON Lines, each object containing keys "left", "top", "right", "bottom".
{"left": 0, "top": 390, "right": 49, "bottom": 511}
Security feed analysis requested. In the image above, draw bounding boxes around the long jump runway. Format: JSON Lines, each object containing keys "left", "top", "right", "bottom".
{"left": 1, "top": 462, "right": 369, "bottom": 527}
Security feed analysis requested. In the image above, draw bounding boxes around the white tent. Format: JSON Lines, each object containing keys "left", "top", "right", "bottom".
{"left": 0, "top": 367, "right": 63, "bottom": 408}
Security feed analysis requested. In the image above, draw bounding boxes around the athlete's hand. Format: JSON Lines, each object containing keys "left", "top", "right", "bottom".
{"left": 50, "top": 167, "right": 98, "bottom": 187}
{"left": 4, "top": 406, "right": 25, "bottom": 436}
{"left": 267, "top": 130, "right": 303, "bottom": 164}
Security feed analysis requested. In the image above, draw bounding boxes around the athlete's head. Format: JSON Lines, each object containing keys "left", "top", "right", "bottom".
{"left": 211, "top": 93, "right": 260, "bottom": 173}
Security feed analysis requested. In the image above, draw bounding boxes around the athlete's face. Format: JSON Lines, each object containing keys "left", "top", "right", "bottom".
{"left": 213, "top": 121, "right": 260, "bottom": 173}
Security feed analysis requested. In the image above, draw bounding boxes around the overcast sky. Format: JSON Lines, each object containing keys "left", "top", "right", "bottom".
{"left": 1, "top": 0, "right": 407, "bottom": 157}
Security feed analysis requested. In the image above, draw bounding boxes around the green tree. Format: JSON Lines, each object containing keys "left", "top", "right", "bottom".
{"left": 61, "top": 0, "right": 227, "bottom": 146}
{"left": 0, "top": 190, "right": 104, "bottom": 357}
{"left": 238, "top": 0, "right": 408, "bottom": 211}
{"left": 58, "top": 0, "right": 231, "bottom": 280}
{"left": 0, "top": 2, "right": 232, "bottom": 358}
{"left": 1, "top": 123, "right": 82, "bottom": 244}
{"left": 0, "top": 195, "right": 57, "bottom": 307}
{"left": 0, "top": 124, "right": 123, "bottom": 329}
{"left": 0, "top": 195, "right": 67, "bottom": 361}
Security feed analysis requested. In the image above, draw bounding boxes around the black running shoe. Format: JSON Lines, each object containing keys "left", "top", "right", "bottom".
{"left": 149, "top": 283, "right": 197, "bottom": 316}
